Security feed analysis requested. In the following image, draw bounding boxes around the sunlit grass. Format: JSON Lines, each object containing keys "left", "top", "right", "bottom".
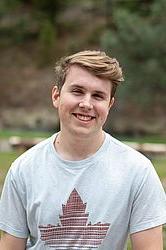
{"left": 117, "top": 135, "right": 166, "bottom": 144}
{"left": 0, "top": 129, "right": 52, "bottom": 139}
{"left": 0, "top": 129, "right": 166, "bottom": 144}
{"left": 152, "top": 158, "right": 166, "bottom": 180}
{"left": 0, "top": 151, "right": 20, "bottom": 190}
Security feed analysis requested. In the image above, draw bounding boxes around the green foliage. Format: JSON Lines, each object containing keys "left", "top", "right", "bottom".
{"left": 0, "top": 2, "right": 39, "bottom": 45}
{"left": 0, "top": 0, "right": 166, "bottom": 101}
{"left": 31, "top": 0, "right": 66, "bottom": 23}
{"left": 0, "top": 0, "right": 22, "bottom": 14}
{"left": 114, "top": 0, "right": 155, "bottom": 16}
{"left": 101, "top": 0, "right": 166, "bottom": 107}
{"left": 38, "top": 19, "right": 56, "bottom": 65}
{"left": 0, "top": 0, "right": 70, "bottom": 47}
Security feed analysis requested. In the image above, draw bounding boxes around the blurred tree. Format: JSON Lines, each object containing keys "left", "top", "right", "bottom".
{"left": 114, "top": 0, "right": 155, "bottom": 16}
{"left": 0, "top": 0, "right": 21, "bottom": 12}
{"left": 101, "top": 0, "right": 166, "bottom": 109}
{"left": 0, "top": 0, "right": 71, "bottom": 17}
{"left": 31, "top": 0, "right": 67, "bottom": 24}
{"left": 0, "top": 0, "right": 71, "bottom": 30}
{"left": 38, "top": 19, "right": 56, "bottom": 66}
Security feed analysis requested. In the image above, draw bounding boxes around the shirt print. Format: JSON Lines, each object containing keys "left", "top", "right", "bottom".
{"left": 39, "top": 189, "right": 110, "bottom": 249}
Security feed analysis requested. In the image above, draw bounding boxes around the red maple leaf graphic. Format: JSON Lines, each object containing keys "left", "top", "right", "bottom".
{"left": 39, "top": 189, "right": 110, "bottom": 249}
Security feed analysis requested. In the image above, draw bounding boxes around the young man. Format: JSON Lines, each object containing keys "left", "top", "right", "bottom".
{"left": 0, "top": 50, "right": 166, "bottom": 250}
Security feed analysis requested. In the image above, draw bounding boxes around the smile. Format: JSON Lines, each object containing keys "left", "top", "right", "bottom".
{"left": 73, "top": 113, "right": 95, "bottom": 121}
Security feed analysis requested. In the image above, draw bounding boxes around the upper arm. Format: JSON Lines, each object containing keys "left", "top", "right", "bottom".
{"left": 0, "top": 231, "right": 27, "bottom": 250}
{"left": 130, "top": 225, "right": 163, "bottom": 250}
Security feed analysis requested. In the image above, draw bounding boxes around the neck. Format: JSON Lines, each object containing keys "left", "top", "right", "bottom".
{"left": 54, "top": 130, "right": 105, "bottom": 161}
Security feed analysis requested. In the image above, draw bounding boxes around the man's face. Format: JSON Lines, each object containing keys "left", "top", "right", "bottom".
{"left": 52, "top": 65, "right": 114, "bottom": 139}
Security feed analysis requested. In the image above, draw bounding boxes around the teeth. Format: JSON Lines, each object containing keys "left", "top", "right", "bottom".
{"left": 76, "top": 114, "right": 92, "bottom": 121}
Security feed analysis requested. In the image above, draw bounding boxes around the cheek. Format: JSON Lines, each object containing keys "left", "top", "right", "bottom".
{"left": 58, "top": 103, "right": 67, "bottom": 117}
{"left": 58, "top": 97, "right": 75, "bottom": 114}
{"left": 98, "top": 104, "right": 110, "bottom": 117}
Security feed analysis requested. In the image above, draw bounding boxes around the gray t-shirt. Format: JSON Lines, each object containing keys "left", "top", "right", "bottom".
{"left": 0, "top": 132, "right": 166, "bottom": 250}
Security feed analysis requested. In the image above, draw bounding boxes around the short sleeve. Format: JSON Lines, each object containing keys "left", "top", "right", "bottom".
{"left": 129, "top": 160, "right": 166, "bottom": 234}
{"left": 0, "top": 166, "right": 29, "bottom": 238}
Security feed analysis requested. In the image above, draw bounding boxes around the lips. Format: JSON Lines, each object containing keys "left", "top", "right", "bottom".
{"left": 73, "top": 113, "right": 95, "bottom": 122}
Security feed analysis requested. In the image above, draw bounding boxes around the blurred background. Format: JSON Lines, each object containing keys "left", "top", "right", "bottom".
{"left": 0, "top": 0, "right": 165, "bottom": 136}
{"left": 0, "top": 0, "right": 166, "bottom": 247}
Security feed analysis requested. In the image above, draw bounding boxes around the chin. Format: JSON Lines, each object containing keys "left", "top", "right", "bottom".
{"left": 70, "top": 127, "right": 99, "bottom": 138}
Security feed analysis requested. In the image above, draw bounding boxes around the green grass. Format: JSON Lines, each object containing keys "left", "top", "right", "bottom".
{"left": 0, "top": 129, "right": 52, "bottom": 139}
{"left": 0, "top": 151, "right": 20, "bottom": 190}
{"left": 152, "top": 158, "right": 166, "bottom": 180}
{"left": 0, "top": 129, "right": 166, "bottom": 144}
{"left": 0, "top": 151, "right": 20, "bottom": 171}
{"left": 117, "top": 135, "right": 166, "bottom": 144}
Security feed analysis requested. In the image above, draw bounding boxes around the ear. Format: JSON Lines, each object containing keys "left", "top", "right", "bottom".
{"left": 109, "top": 97, "right": 115, "bottom": 109}
{"left": 52, "top": 85, "right": 60, "bottom": 108}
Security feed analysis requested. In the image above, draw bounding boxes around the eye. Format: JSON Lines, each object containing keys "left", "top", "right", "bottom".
{"left": 71, "top": 89, "right": 83, "bottom": 95}
{"left": 93, "top": 94, "right": 104, "bottom": 100}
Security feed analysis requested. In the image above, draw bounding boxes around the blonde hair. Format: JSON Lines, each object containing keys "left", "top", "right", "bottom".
{"left": 55, "top": 50, "right": 124, "bottom": 97}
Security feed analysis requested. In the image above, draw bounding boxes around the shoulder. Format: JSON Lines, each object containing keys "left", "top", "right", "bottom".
{"left": 106, "top": 133, "right": 150, "bottom": 163}
{"left": 105, "top": 133, "right": 154, "bottom": 176}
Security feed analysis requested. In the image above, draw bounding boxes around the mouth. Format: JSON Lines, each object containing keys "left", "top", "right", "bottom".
{"left": 72, "top": 113, "right": 95, "bottom": 122}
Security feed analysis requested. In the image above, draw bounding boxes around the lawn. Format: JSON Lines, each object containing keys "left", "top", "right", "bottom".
{"left": 117, "top": 134, "right": 166, "bottom": 144}
{"left": 0, "top": 129, "right": 166, "bottom": 143}
{"left": 0, "top": 129, "right": 52, "bottom": 139}
{"left": 0, "top": 151, "right": 20, "bottom": 191}
{"left": 153, "top": 158, "right": 166, "bottom": 180}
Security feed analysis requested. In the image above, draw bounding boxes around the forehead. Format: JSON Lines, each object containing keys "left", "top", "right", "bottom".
{"left": 64, "top": 65, "right": 112, "bottom": 92}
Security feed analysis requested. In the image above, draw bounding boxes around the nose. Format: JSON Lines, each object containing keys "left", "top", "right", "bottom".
{"left": 79, "top": 95, "right": 93, "bottom": 110}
